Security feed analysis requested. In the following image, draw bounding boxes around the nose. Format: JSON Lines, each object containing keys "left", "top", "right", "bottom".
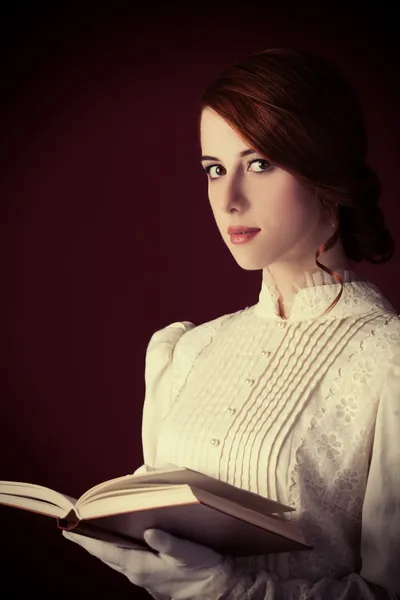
{"left": 214, "top": 174, "right": 246, "bottom": 214}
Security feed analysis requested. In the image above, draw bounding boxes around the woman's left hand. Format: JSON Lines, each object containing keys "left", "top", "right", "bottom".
{"left": 63, "top": 528, "right": 234, "bottom": 600}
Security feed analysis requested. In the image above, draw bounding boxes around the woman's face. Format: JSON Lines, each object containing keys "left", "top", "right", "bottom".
{"left": 199, "top": 107, "right": 330, "bottom": 272}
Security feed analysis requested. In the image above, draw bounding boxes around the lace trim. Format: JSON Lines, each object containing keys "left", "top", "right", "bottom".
{"left": 256, "top": 278, "right": 396, "bottom": 322}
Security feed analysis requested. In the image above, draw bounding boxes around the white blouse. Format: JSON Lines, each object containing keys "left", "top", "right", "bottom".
{"left": 137, "top": 268, "right": 400, "bottom": 599}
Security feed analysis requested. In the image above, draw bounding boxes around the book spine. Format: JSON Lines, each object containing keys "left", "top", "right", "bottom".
{"left": 57, "top": 509, "right": 80, "bottom": 531}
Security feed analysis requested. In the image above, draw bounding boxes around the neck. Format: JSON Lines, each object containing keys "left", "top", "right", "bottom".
{"left": 262, "top": 244, "right": 351, "bottom": 320}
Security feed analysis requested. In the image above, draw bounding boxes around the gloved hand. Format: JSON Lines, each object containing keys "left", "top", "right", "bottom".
{"left": 63, "top": 528, "right": 235, "bottom": 600}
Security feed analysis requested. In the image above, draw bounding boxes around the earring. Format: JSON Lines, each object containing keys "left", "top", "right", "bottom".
{"left": 328, "top": 202, "right": 339, "bottom": 229}
{"left": 329, "top": 204, "right": 339, "bottom": 228}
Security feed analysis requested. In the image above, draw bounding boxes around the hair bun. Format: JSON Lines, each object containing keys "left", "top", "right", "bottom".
{"left": 339, "top": 165, "right": 394, "bottom": 263}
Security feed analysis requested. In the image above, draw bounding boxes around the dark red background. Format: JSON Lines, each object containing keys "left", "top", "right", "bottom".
{"left": 0, "top": 3, "right": 399, "bottom": 598}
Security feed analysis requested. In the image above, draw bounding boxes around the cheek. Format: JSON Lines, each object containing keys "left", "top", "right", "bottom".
{"left": 208, "top": 194, "right": 218, "bottom": 217}
{"left": 258, "top": 179, "right": 315, "bottom": 230}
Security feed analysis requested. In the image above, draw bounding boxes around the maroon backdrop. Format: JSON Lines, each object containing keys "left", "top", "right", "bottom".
{"left": 0, "top": 4, "right": 399, "bottom": 598}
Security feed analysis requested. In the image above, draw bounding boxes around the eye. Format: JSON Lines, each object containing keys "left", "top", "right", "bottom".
{"left": 248, "top": 158, "right": 272, "bottom": 172}
{"left": 202, "top": 158, "right": 272, "bottom": 180}
{"left": 203, "top": 164, "right": 226, "bottom": 179}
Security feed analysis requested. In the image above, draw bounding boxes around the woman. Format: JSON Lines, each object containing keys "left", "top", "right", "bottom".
{"left": 63, "top": 49, "right": 400, "bottom": 599}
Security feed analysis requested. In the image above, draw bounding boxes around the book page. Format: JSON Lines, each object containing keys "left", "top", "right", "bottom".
{"left": 78, "top": 484, "right": 180, "bottom": 510}
{"left": 0, "top": 481, "right": 76, "bottom": 514}
{"left": 80, "top": 466, "right": 292, "bottom": 516}
{"left": 77, "top": 485, "right": 196, "bottom": 519}
{"left": 0, "top": 493, "right": 70, "bottom": 519}
{"left": 77, "top": 465, "right": 186, "bottom": 504}
{"left": 137, "top": 469, "right": 293, "bottom": 515}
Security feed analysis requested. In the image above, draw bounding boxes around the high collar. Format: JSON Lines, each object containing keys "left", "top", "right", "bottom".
{"left": 253, "top": 266, "right": 397, "bottom": 322}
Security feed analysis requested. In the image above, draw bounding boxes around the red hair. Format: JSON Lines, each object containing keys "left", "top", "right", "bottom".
{"left": 200, "top": 49, "right": 395, "bottom": 317}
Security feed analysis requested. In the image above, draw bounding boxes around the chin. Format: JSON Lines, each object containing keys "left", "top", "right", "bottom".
{"left": 232, "top": 257, "right": 267, "bottom": 271}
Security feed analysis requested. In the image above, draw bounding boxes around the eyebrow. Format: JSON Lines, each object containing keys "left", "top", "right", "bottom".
{"left": 200, "top": 149, "right": 256, "bottom": 163}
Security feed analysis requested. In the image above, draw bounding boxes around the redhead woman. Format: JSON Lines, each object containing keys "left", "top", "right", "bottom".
{"left": 64, "top": 49, "right": 400, "bottom": 600}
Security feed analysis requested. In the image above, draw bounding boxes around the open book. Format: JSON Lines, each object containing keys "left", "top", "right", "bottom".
{"left": 0, "top": 464, "right": 311, "bottom": 556}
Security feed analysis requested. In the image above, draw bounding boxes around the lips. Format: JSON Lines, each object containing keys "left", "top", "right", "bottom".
{"left": 227, "top": 226, "right": 261, "bottom": 234}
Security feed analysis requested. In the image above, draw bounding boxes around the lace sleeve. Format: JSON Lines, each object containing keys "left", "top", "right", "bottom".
{"left": 359, "top": 348, "right": 400, "bottom": 594}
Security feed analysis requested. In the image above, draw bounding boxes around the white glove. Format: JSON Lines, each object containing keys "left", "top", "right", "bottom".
{"left": 63, "top": 528, "right": 235, "bottom": 600}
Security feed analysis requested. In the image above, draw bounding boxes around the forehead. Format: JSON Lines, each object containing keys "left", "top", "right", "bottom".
{"left": 200, "top": 108, "right": 249, "bottom": 152}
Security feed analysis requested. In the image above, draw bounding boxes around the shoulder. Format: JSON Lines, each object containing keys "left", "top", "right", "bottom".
{"left": 147, "top": 309, "right": 245, "bottom": 356}
{"left": 177, "top": 309, "right": 244, "bottom": 347}
{"left": 146, "top": 321, "right": 196, "bottom": 354}
{"left": 143, "top": 310, "right": 245, "bottom": 402}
